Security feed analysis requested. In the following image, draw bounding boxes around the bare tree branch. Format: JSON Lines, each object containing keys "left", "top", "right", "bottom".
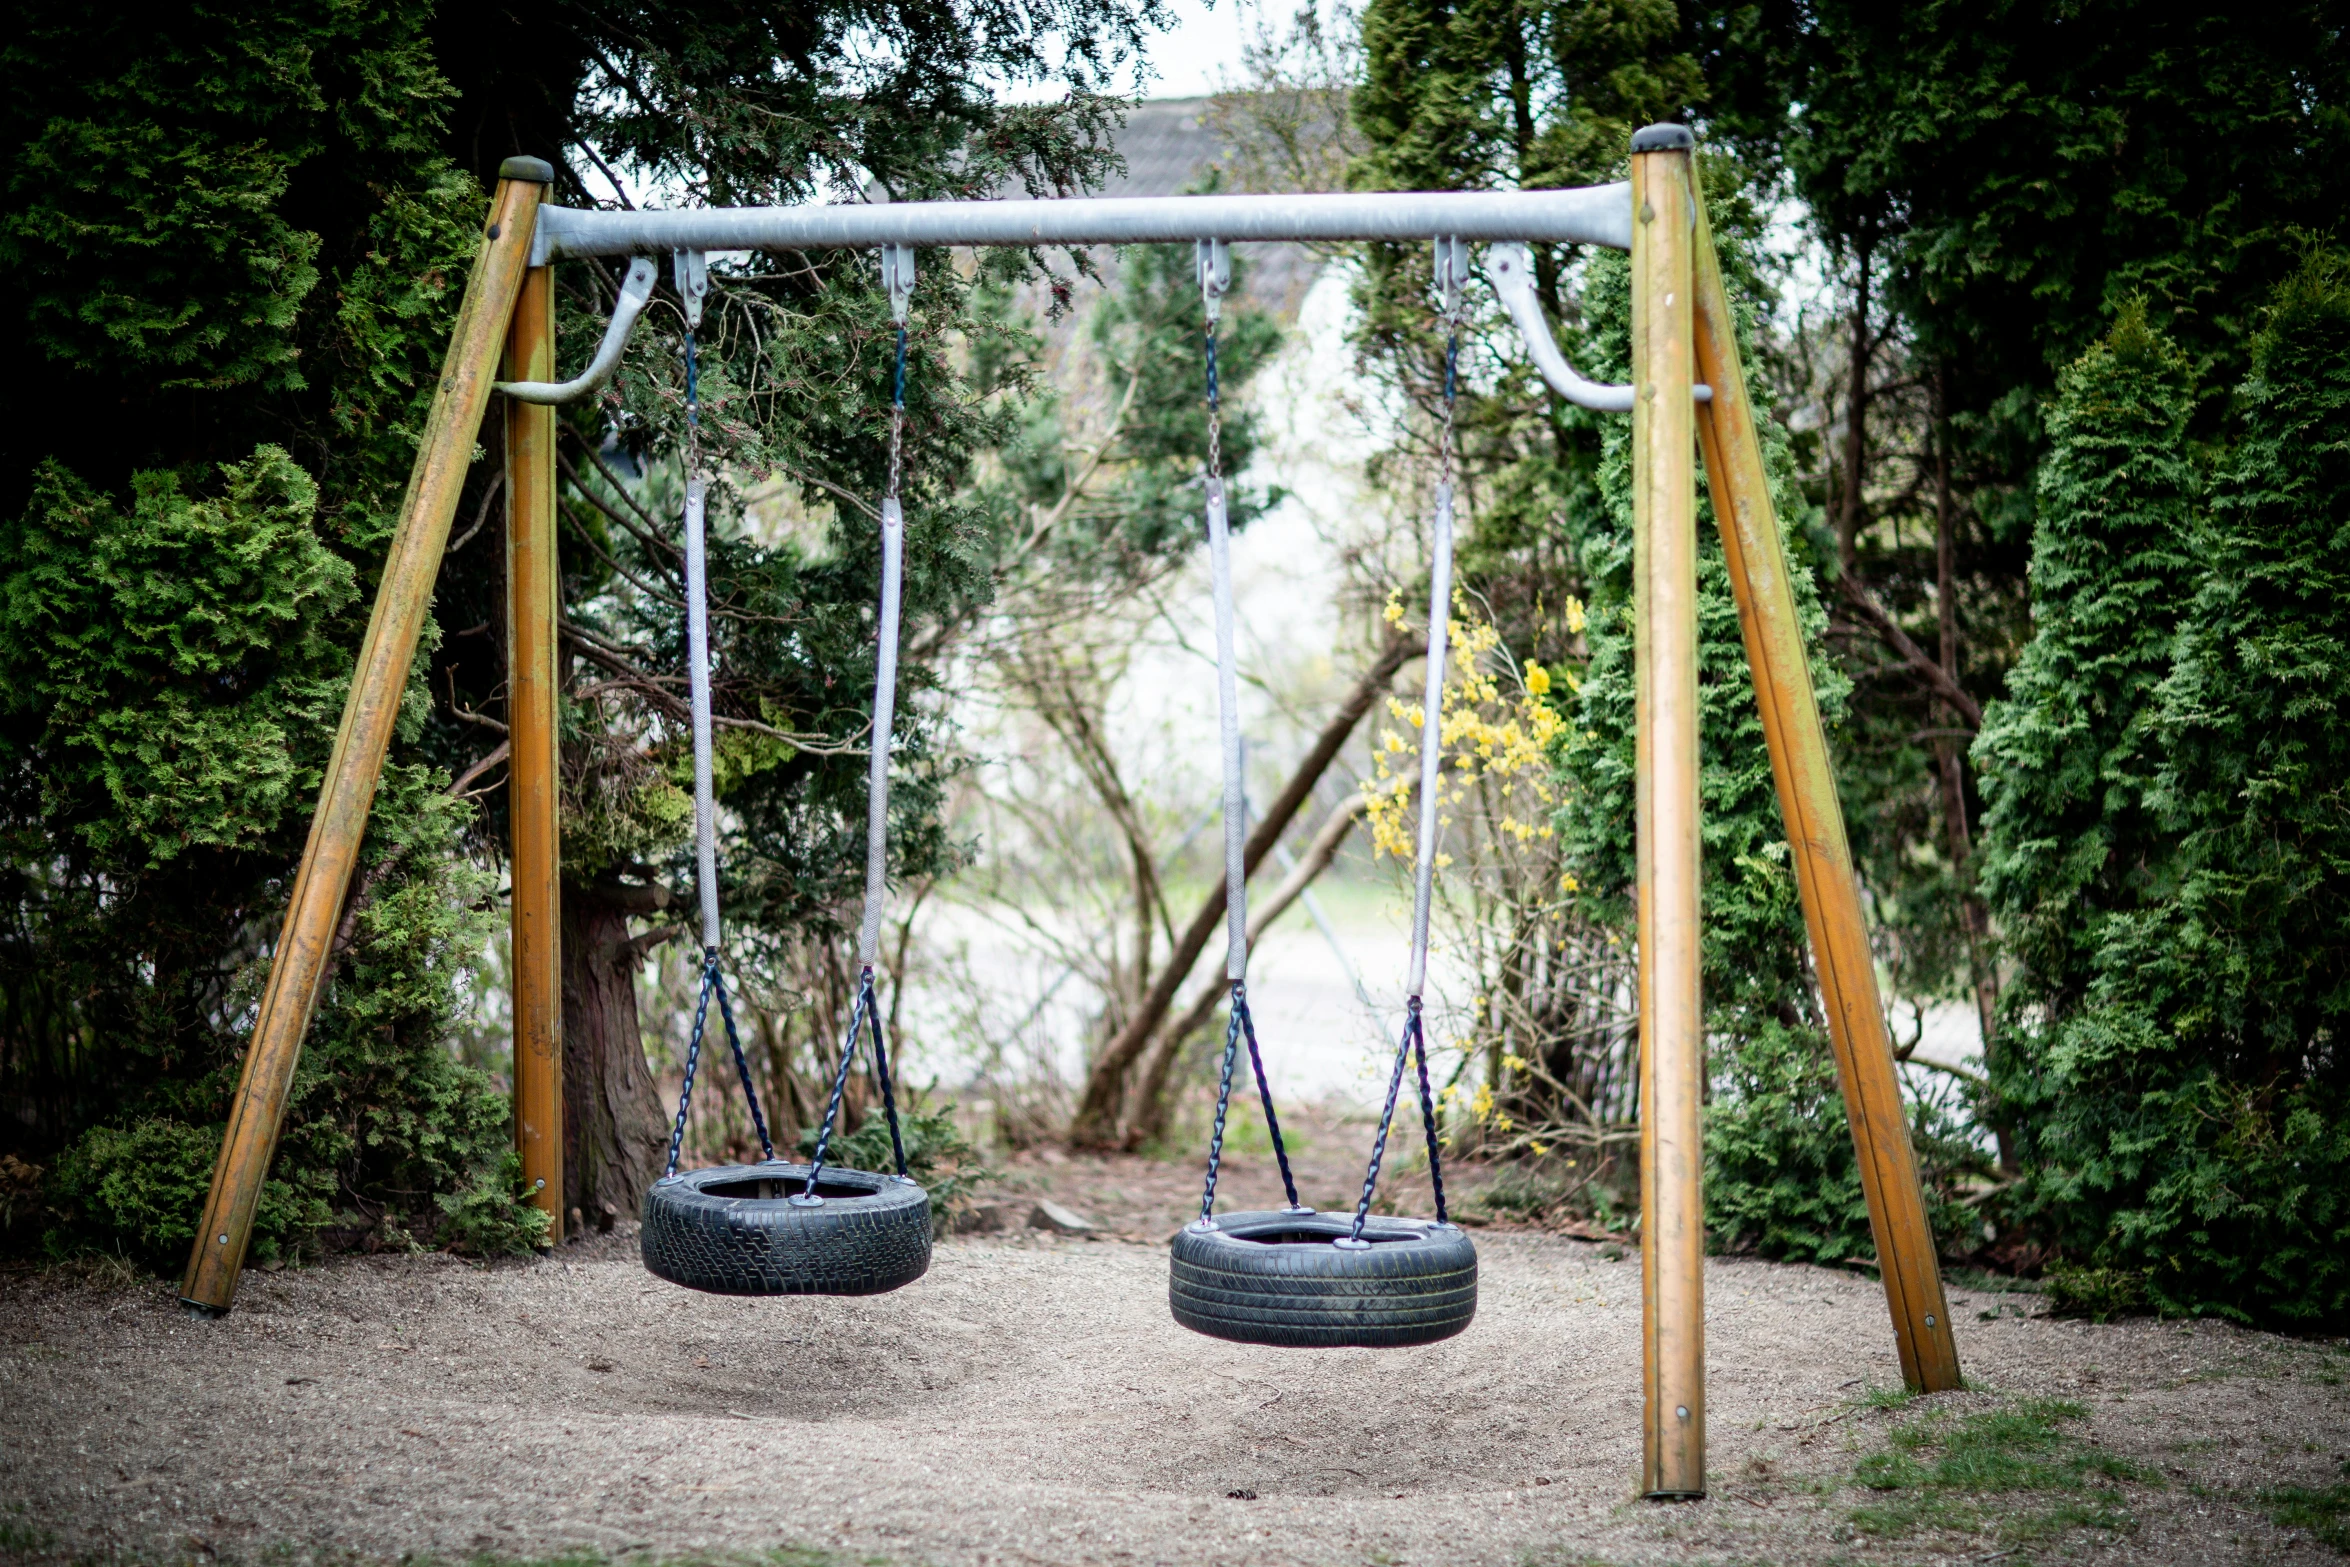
{"left": 1836, "top": 574, "right": 1984, "bottom": 730}
{"left": 1121, "top": 794, "right": 1367, "bottom": 1148}
{"left": 1068, "top": 630, "right": 1413, "bottom": 1148}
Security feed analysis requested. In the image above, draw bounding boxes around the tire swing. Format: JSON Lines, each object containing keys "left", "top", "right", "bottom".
{"left": 1167, "top": 240, "right": 1477, "bottom": 1349}
{"left": 639, "top": 246, "right": 932, "bottom": 1298}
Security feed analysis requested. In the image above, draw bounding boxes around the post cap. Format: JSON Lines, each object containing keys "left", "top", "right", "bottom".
{"left": 499, "top": 155, "right": 557, "bottom": 184}
{"left": 1630, "top": 123, "right": 1695, "bottom": 154}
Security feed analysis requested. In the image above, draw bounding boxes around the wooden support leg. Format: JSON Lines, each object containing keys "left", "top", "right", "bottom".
{"left": 1630, "top": 125, "right": 1706, "bottom": 1500}
{"left": 1686, "top": 169, "right": 1964, "bottom": 1393}
{"left": 505, "top": 240, "right": 563, "bottom": 1243}
{"left": 178, "top": 157, "right": 554, "bottom": 1316}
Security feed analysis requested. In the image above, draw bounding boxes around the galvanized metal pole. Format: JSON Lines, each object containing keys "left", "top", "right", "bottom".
{"left": 504, "top": 192, "right": 564, "bottom": 1244}
{"left": 179, "top": 157, "right": 553, "bottom": 1315}
{"left": 1630, "top": 123, "right": 1706, "bottom": 1499}
{"left": 1687, "top": 175, "right": 1963, "bottom": 1393}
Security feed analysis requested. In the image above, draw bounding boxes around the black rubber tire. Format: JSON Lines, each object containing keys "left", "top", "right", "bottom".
{"left": 1169, "top": 1209, "right": 1477, "bottom": 1348}
{"left": 641, "top": 1162, "right": 931, "bottom": 1296}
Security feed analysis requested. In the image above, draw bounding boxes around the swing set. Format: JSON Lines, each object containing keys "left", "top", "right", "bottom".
{"left": 178, "top": 123, "right": 1959, "bottom": 1500}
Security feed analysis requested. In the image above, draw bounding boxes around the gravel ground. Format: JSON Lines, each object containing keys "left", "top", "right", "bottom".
{"left": 3, "top": 1150, "right": 2346, "bottom": 1567}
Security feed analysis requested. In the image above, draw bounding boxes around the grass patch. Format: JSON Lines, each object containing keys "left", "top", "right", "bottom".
{"left": 2261, "top": 1465, "right": 2350, "bottom": 1553}
{"left": 0, "top": 1502, "right": 56, "bottom": 1556}
{"left": 2044, "top": 1263, "right": 2150, "bottom": 1321}
{"left": 1846, "top": 1396, "right": 2158, "bottom": 1548}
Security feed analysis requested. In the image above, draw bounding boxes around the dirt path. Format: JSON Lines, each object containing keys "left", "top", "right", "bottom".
{"left": 5, "top": 1169, "right": 2346, "bottom": 1567}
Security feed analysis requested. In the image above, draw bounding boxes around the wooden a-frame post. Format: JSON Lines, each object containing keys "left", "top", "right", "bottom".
{"left": 504, "top": 188, "right": 565, "bottom": 1241}
{"left": 1628, "top": 122, "right": 1962, "bottom": 1498}
{"left": 181, "top": 156, "right": 564, "bottom": 1313}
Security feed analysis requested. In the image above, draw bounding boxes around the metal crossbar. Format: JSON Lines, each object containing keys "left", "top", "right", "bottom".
{"left": 529, "top": 185, "right": 1634, "bottom": 264}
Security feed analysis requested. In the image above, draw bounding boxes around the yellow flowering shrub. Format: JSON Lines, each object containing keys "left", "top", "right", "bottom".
{"left": 1364, "top": 589, "right": 1577, "bottom": 863}
{"left": 1364, "top": 590, "right": 1625, "bottom": 1154}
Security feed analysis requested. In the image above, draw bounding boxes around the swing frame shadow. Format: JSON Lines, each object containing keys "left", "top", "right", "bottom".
{"left": 174, "top": 131, "right": 1962, "bottom": 1500}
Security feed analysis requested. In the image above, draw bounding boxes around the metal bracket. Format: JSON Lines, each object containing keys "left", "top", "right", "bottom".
{"left": 672, "top": 249, "right": 709, "bottom": 331}
{"left": 496, "top": 255, "right": 659, "bottom": 405}
{"left": 880, "top": 243, "right": 914, "bottom": 326}
{"left": 1196, "top": 237, "right": 1232, "bottom": 323}
{"left": 1485, "top": 241, "right": 1709, "bottom": 413}
{"left": 1433, "top": 235, "right": 1468, "bottom": 323}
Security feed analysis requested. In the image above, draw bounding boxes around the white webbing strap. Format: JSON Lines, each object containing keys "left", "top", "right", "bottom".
{"left": 1206, "top": 476, "right": 1248, "bottom": 981}
{"left": 857, "top": 496, "right": 904, "bottom": 966}
{"left": 684, "top": 476, "right": 721, "bottom": 952}
{"left": 1406, "top": 482, "right": 1453, "bottom": 996}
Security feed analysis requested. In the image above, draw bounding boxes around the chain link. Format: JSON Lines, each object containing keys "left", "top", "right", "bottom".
{"left": 887, "top": 325, "right": 908, "bottom": 502}
{"left": 1203, "top": 322, "right": 1222, "bottom": 485}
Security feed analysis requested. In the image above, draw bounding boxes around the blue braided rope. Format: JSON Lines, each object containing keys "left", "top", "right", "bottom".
{"left": 1346, "top": 994, "right": 1420, "bottom": 1242}
{"left": 1193, "top": 987, "right": 1246, "bottom": 1227}
{"left": 706, "top": 954, "right": 776, "bottom": 1162}
{"left": 800, "top": 973, "right": 871, "bottom": 1191}
{"left": 1235, "top": 992, "right": 1304, "bottom": 1211}
{"left": 1409, "top": 1001, "right": 1450, "bottom": 1224}
{"left": 662, "top": 951, "right": 781, "bottom": 1177}
{"left": 662, "top": 958, "right": 719, "bottom": 1179}
{"left": 864, "top": 973, "right": 911, "bottom": 1179}
{"left": 802, "top": 965, "right": 911, "bottom": 1188}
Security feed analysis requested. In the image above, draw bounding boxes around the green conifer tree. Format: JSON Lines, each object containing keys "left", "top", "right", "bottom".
{"left": 0, "top": 0, "right": 1163, "bottom": 1261}
{"left": 1551, "top": 225, "right": 1957, "bottom": 1265}
{"left": 2010, "top": 256, "right": 2350, "bottom": 1326}
{"left": 1972, "top": 307, "right": 2200, "bottom": 1151}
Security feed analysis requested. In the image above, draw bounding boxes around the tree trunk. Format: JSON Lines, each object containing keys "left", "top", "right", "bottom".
{"left": 560, "top": 880, "right": 669, "bottom": 1236}
{"left": 1838, "top": 238, "right": 1873, "bottom": 576}
{"left": 1120, "top": 795, "right": 1365, "bottom": 1149}
{"left": 1932, "top": 377, "right": 2010, "bottom": 1170}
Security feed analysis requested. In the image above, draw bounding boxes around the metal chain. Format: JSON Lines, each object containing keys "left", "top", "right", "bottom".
{"left": 684, "top": 324, "right": 700, "bottom": 459}
{"left": 888, "top": 326, "right": 907, "bottom": 504}
{"left": 1204, "top": 321, "right": 1222, "bottom": 481}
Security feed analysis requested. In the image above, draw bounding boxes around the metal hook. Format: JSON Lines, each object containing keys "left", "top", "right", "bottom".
{"left": 497, "top": 255, "right": 660, "bottom": 405}
{"left": 1485, "top": 242, "right": 1709, "bottom": 413}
